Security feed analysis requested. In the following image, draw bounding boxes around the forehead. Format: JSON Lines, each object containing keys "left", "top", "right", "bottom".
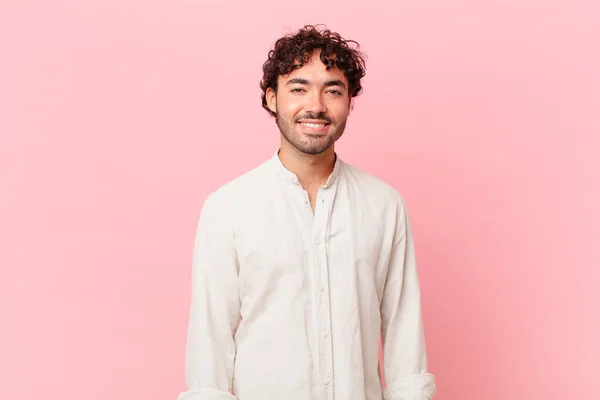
{"left": 279, "top": 51, "right": 347, "bottom": 84}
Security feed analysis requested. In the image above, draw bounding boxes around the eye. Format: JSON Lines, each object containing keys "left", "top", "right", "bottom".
{"left": 290, "top": 88, "right": 305, "bottom": 93}
{"left": 327, "top": 90, "right": 343, "bottom": 96}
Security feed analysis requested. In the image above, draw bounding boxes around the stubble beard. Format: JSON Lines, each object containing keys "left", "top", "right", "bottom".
{"left": 275, "top": 112, "right": 347, "bottom": 155}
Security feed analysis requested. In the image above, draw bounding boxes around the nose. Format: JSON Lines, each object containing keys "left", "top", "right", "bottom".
{"left": 305, "top": 90, "right": 327, "bottom": 114}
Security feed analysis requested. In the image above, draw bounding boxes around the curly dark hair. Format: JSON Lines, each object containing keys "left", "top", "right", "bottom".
{"left": 260, "top": 25, "right": 367, "bottom": 117}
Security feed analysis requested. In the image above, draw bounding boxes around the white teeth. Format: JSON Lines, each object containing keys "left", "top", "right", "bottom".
{"left": 300, "top": 122, "right": 326, "bottom": 128}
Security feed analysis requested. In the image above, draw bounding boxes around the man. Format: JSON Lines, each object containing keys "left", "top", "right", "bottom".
{"left": 177, "top": 25, "right": 436, "bottom": 400}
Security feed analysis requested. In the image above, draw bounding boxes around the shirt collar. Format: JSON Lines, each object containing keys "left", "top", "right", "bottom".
{"left": 271, "top": 148, "right": 342, "bottom": 188}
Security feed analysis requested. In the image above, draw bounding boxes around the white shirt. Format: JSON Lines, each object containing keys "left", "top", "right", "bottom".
{"left": 177, "top": 150, "right": 436, "bottom": 400}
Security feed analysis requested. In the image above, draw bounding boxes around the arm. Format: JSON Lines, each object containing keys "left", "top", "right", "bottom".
{"left": 177, "top": 193, "right": 240, "bottom": 400}
{"left": 380, "top": 195, "right": 436, "bottom": 400}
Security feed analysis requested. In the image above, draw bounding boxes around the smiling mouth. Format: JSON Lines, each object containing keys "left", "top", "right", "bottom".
{"left": 297, "top": 121, "right": 330, "bottom": 129}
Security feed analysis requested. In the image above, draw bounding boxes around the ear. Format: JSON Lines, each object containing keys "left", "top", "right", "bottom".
{"left": 266, "top": 87, "right": 277, "bottom": 114}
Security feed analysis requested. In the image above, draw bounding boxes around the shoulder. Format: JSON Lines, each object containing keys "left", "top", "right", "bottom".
{"left": 201, "top": 157, "right": 274, "bottom": 214}
{"left": 340, "top": 160, "right": 407, "bottom": 211}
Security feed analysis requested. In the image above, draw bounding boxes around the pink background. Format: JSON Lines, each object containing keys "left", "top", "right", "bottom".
{"left": 1, "top": 1, "right": 598, "bottom": 399}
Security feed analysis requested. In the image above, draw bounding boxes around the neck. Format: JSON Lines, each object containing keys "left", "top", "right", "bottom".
{"left": 277, "top": 142, "right": 336, "bottom": 188}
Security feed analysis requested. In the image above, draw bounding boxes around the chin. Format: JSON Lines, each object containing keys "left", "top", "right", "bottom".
{"left": 296, "top": 140, "right": 334, "bottom": 155}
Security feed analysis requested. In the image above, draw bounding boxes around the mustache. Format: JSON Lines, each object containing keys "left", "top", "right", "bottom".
{"left": 296, "top": 113, "right": 331, "bottom": 123}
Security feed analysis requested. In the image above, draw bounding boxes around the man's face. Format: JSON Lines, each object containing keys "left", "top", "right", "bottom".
{"left": 266, "top": 51, "right": 351, "bottom": 155}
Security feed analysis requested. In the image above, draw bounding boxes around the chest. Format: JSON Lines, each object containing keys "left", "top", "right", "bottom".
{"left": 232, "top": 190, "right": 394, "bottom": 299}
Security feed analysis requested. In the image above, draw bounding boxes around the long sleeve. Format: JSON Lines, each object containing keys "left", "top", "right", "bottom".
{"left": 177, "top": 193, "right": 241, "bottom": 400}
{"left": 380, "top": 196, "right": 436, "bottom": 400}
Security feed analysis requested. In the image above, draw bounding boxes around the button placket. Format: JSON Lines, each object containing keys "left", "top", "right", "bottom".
{"left": 311, "top": 187, "right": 335, "bottom": 400}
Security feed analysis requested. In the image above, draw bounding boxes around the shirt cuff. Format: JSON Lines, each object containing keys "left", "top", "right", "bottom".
{"left": 177, "top": 388, "right": 237, "bottom": 400}
{"left": 383, "top": 372, "right": 437, "bottom": 400}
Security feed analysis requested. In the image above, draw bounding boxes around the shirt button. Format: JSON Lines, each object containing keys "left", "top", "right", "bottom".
{"left": 323, "top": 379, "right": 330, "bottom": 385}
{"left": 315, "top": 238, "right": 320, "bottom": 245}
{"left": 322, "top": 332, "right": 329, "bottom": 338}
{"left": 320, "top": 286, "right": 326, "bottom": 292}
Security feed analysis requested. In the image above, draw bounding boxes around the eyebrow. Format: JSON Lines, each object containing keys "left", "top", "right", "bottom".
{"left": 285, "top": 78, "right": 347, "bottom": 90}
